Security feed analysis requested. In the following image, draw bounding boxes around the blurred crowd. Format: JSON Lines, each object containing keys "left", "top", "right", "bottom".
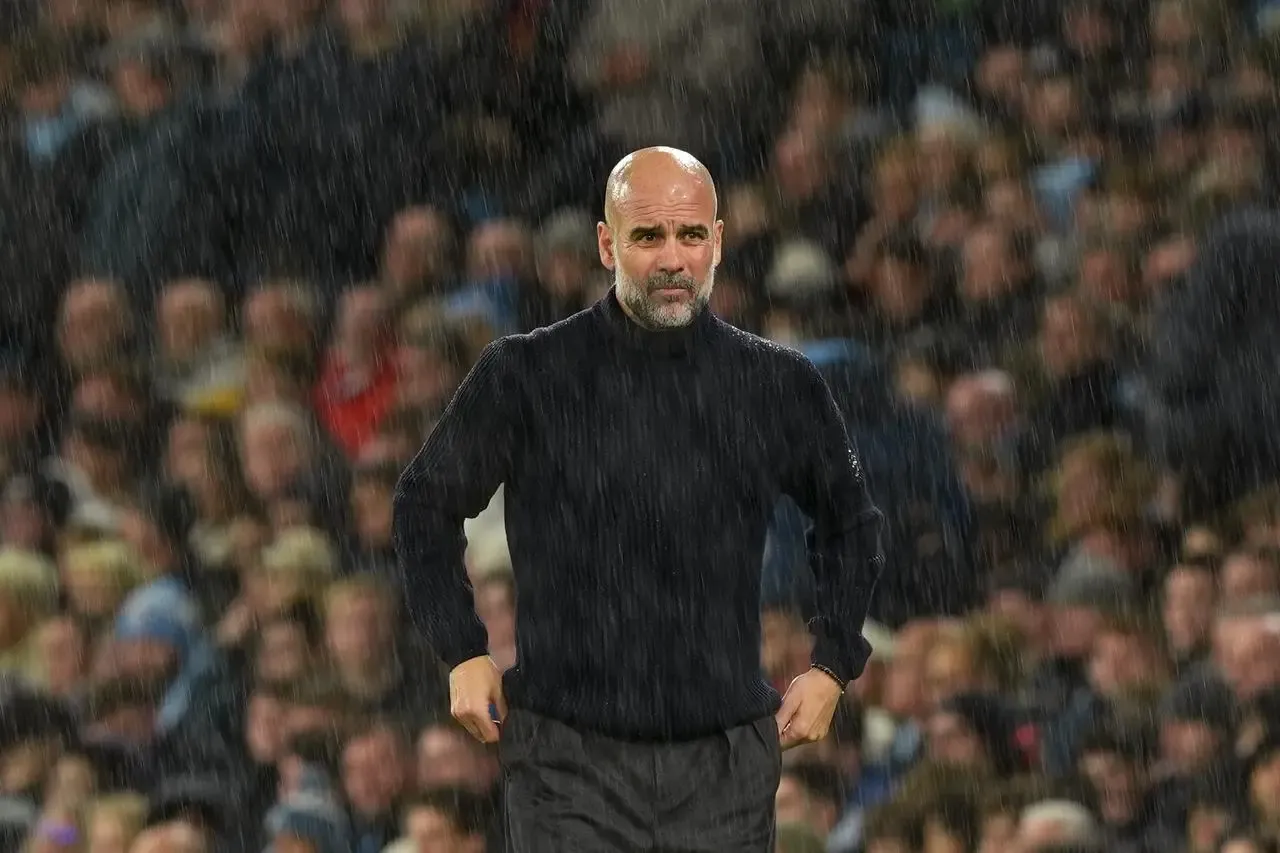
{"left": 1, "top": 0, "right": 1280, "bottom": 852}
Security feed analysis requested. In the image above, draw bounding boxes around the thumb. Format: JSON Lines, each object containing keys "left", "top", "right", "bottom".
{"left": 492, "top": 681, "right": 508, "bottom": 722}
{"left": 775, "top": 681, "right": 802, "bottom": 735}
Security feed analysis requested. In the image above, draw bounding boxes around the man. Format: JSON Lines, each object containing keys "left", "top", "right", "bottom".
{"left": 393, "top": 147, "right": 884, "bottom": 851}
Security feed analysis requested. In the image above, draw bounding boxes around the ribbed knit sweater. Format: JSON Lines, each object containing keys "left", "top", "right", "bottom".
{"left": 393, "top": 289, "right": 884, "bottom": 741}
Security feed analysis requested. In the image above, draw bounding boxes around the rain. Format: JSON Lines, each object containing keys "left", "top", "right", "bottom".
{"left": 0, "top": 0, "right": 1277, "bottom": 851}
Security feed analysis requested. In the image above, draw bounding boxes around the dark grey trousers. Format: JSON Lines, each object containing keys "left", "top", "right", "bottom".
{"left": 500, "top": 709, "right": 781, "bottom": 852}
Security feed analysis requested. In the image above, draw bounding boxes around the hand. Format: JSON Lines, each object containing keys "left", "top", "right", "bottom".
{"left": 775, "top": 667, "right": 845, "bottom": 750}
{"left": 449, "top": 655, "right": 507, "bottom": 744}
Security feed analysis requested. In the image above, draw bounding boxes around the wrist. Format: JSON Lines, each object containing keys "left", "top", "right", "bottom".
{"left": 810, "top": 663, "right": 847, "bottom": 692}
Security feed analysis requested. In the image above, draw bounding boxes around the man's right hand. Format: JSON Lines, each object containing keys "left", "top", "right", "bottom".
{"left": 450, "top": 655, "right": 507, "bottom": 744}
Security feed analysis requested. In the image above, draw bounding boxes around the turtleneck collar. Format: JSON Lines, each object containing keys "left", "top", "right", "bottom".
{"left": 593, "top": 286, "right": 716, "bottom": 356}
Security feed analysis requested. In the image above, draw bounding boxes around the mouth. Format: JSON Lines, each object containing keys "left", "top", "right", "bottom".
{"left": 652, "top": 287, "right": 692, "bottom": 300}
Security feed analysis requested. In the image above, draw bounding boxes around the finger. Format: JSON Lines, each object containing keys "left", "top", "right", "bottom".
{"left": 455, "top": 714, "right": 485, "bottom": 743}
{"left": 456, "top": 711, "right": 499, "bottom": 744}
{"left": 493, "top": 687, "right": 509, "bottom": 722}
{"left": 774, "top": 686, "right": 802, "bottom": 735}
{"left": 476, "top": 716, "right": 501, "bottom": 743}
{"left": 780, "top": 724, "right": 807, "bottom": 750}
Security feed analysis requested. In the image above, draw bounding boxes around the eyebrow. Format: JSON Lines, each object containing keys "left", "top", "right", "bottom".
{"left": 627, "top": 224, "right": 711, "bottom": 239}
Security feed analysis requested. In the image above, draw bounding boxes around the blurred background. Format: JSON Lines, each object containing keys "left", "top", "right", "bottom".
{"left": 0, "top": 0, "right": 1280, "bottom": 851}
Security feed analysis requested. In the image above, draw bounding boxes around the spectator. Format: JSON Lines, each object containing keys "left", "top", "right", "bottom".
{"left": 2, "top": 3, "right": 1280, "bottom": 850}
{"left": 400, "top": 787, "right": 491, "bottom": 853}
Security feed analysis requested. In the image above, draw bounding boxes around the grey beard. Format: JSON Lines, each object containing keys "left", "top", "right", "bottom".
{"left": 619, "top": 273, "right": 711, "bottom": 329}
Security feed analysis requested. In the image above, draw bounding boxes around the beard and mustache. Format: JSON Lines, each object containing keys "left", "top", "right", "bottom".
{"left": 616, "top": 269, "right": 713, "bottom": 330}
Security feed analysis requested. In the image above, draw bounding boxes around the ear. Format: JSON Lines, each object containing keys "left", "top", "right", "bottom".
{"left": 713, "top": 220, "right": 724, "bottom": 268}
{"left": 597, "top": 222, "right": 616, "bottom": 271}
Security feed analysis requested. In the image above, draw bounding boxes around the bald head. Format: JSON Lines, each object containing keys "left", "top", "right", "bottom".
{"left": 604, "top": 147, "right": 717, "bottom": 229}
{"left": 598, "top": 148, "right": 722, "bottom": 329}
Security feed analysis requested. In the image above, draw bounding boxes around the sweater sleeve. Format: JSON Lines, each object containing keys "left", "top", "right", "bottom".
{"left": 778, "top": 356, "right": 885, "bottom": 687}
{"left": 392, "top": 338, "right": 522, "bottom": 669}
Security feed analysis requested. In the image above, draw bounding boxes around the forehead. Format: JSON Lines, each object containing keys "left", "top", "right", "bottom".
{"left": 614, "top": 175, "right": 716, "bottom": 227}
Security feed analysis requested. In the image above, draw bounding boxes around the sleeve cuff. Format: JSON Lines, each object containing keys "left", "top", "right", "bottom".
{"left": 810, "top": 631, "right": 871, "bottom": 689}
{"left": 434, "top": 624, "right": 492, "bottom": 670}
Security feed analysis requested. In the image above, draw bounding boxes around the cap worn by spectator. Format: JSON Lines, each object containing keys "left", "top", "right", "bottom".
{"left": 765, "top": 240, "right": 840, "bottom": 304}
{"left": 535, "top": 207, "right": 596, "bottom": 261}
{"left": 114, "top": 579, "right": 202, "bottom": 658}
{"left": 263, "top": 766, "right": 351, "bottom": 853}
{"left": 1159, "top": 674, "right": 1239, "bottom": 734}
{"left": 1046, "top": 568, "right": 1134, "bottom": 615}
{"left": 260, "top": 527, "right": 338, "bottom": 581}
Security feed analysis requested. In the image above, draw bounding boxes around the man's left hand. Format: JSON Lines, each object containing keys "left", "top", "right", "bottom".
{"left": 775, "top": 667, "right": 845, "bottom": 750}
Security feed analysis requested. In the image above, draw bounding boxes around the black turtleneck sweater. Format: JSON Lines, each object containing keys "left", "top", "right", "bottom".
{"left": 392, "top": 289, "right": 884, "bottom": 741}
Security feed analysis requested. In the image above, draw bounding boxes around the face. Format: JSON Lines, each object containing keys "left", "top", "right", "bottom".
{"left": 882, "top": 623, "right": 936, "bottom": 718}
{"left": 474, "top": 578, "right": 515, "bottom": 662}
{"left": 342, "top": 729, "right": 406, "bottom": 818}
{"left": 242, "top": 288, "right": 312, "bottom": 355}
{"left": 46, "top": 754, "right": 95, "bottom": 812}
{"left": 870, "top": 258, "right": 930, "bottom": 320}
{"left": 88, "top": 812, "right": 132, "bottom": 853}
{"left": 395, "top": 345, "right": 458, "bottom": 410}
{"left": 1080, "top": 750, "right": 1141, "bottom": 825}
{"left": 987, "top": 590, "right": 1045, "bottom": 645}
{"left": 977, "top": 812, "right": 1016, "bottom": 853}
{"left": 924, "top": 641, "right": 981, "bottom": 708}
{"left": 774, "top": 775, "right": 812, "bottom": 827}
{"left": 1221, "top": 554, "right": 1278, "bottom": 604}
{"left": 326, "top": 591, "right": 392, "bottom": 670}
{"left": 1187, "top": 804, "right": 1232, "bottom": 853}
{"left": 416, "top": 727, "right": 496, "bottom": 793}
{"left": 1251, "top": 754, "right": 1280, "bottom": 821}
{"left": 166, "top": 417, "right": 212, "bottom": 488}
{"left": 157, "top": 279, "right": 221, "bottom": 365}
{"left": 333, "top": 287, "right": 388, "bottom": 355}
{"left": 406, "top": 806, "right": 478, "bottom": 853}
{"left": 597, "top": 158, "right": 722, "bottom": 329}
{"left": 58, "top": 280, "right": 130, "bottom": 373}
{"left": 1162, "top": 567, "right": 1216, "bottom": 656}
{"left": 1088, "top": 631, "right": 1159, "bottom": 695}
{"left": 1050, "top": 605, "right": 1102, "bottom": 658}
{"left": 960, "top": 226, "right": 1020, "bottom": 301}
{"left": 240, "top": 420, "right": 306, "bottom": 500}
{"left": 245, "top": 693, "right": 287, "bottom": 764}
{"left": 1039, "top": 298, "right": 1102, "bottom": 377}
{"left": 255, "top": 620, "right": 311, "bottom": 683}
{"left": 38, "top": 618, "right": 85, "bottom": 695}
{"left": 1160, "top": 720, "right": 1220, "bottom": 775}
{"left": 381, "top": 207, "right": 451, "bottom": 292}
{"left": 926, "top": 711, "right": 988, "bottom": 769}
{"left": 351, "top": 479, "right": 394, "bottom": 547}
{"left": 1213, "top": 619, "right": 1279, "bottom": 700}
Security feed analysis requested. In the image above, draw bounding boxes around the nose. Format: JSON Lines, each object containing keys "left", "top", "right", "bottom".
{"left": 656, "top": 237, "right": 686, "bottom": 275}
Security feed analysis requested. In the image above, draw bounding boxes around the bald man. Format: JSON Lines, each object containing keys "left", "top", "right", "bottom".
{"left": 394, "top": 148, "right": 884, "bottom": 851}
